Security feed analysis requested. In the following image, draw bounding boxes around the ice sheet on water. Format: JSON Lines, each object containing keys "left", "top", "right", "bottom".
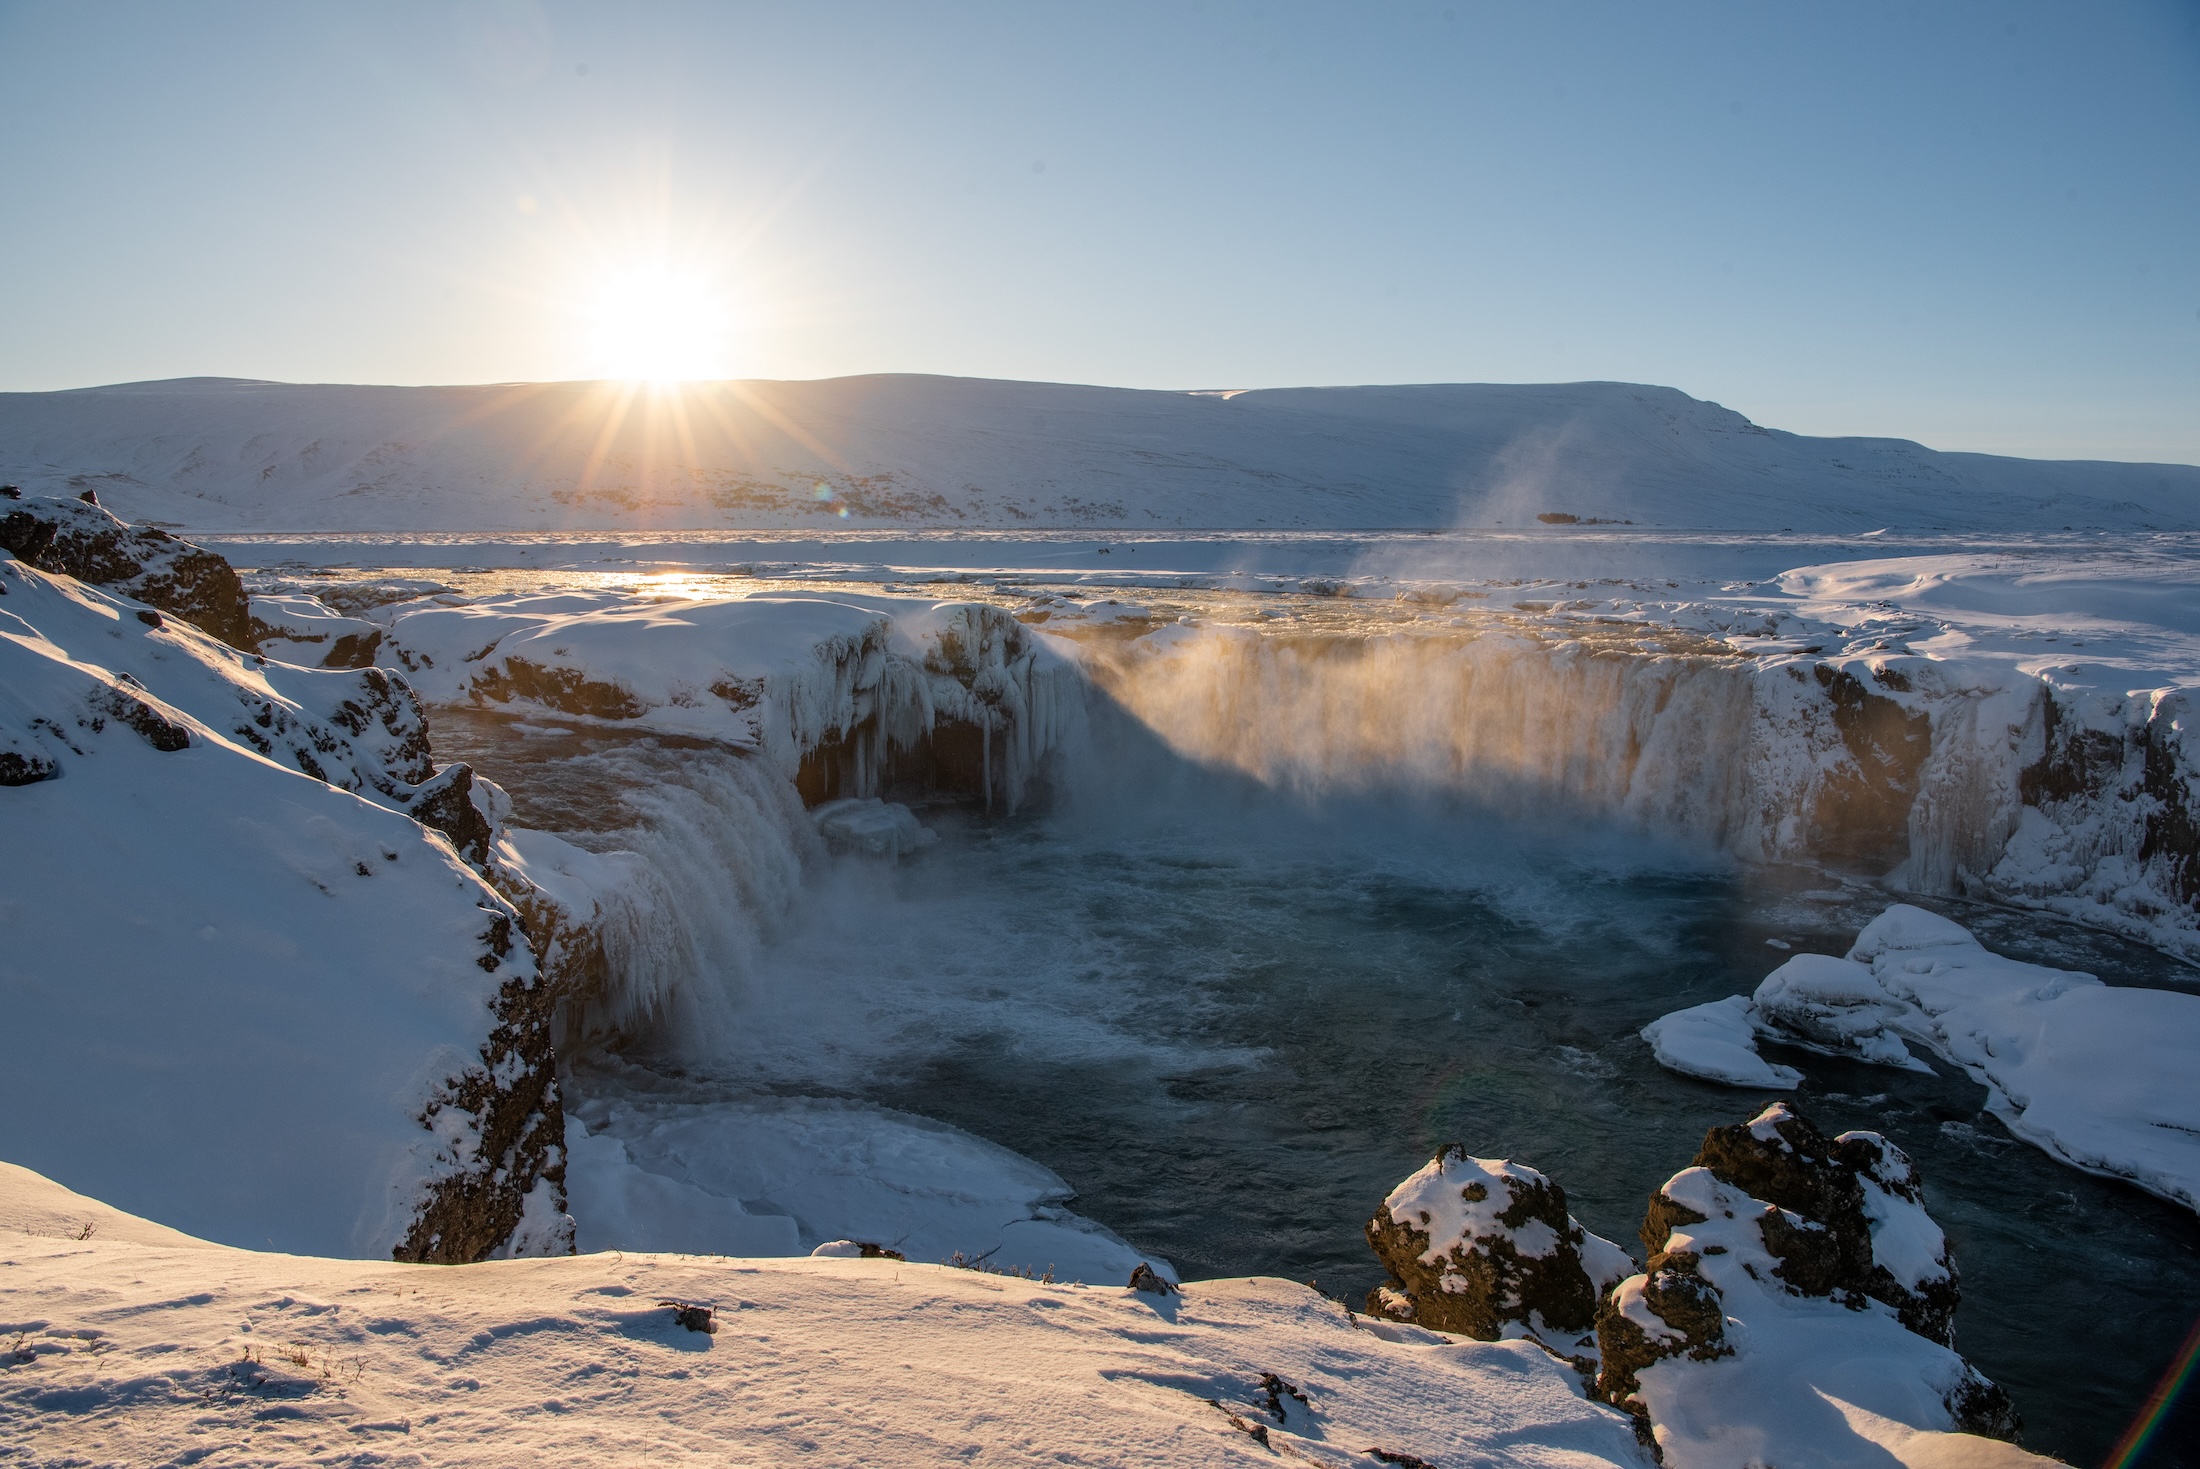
{"left": 1641, "top": 904, "right": 2200, "bottom": 1214}
{"left": 565, "top": 1088, "right": 1170, "bottom": 1285}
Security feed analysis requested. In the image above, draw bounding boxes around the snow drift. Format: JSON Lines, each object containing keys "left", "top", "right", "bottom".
{"left": 0, "top": 556, "right": 567, "bottom": 1261}
{"left": 0, "top": 1159, "right": 1651, "bottom": 1469}
{"left": 4, "top": 373, "right": 2196, "bottom": 533}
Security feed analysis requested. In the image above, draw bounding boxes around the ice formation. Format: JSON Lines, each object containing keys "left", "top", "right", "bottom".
{"left": 372, "top": 589, "right": 1079, "bottom": 815}
{"left": 1643, "top": 904, "right": 2200, "bottom": 1213}
{"left": 566, "top": 1092, "right": 1168, "bottom": 1284}
{"left": 1079, "top": 605, "right": 2200, "bottom": 954}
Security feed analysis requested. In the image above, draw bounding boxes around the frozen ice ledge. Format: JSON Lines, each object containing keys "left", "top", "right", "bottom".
{"left": 1643, "top": 904, "right": 2200, "bottom": 1216}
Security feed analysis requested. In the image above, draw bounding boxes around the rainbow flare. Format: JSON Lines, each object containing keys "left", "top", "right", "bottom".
{"left": 2104, "top": 1311, "right": 2200, "bottom": 1469}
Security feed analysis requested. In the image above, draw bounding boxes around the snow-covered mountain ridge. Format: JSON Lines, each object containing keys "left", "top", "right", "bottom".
{"left": 3, "top": 374, "right": 2195, "bottom": 533}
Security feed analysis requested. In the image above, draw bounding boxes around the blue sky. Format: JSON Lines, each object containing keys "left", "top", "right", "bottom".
{"left": 2, "top": 1, "right": 2196, "bottom": 462}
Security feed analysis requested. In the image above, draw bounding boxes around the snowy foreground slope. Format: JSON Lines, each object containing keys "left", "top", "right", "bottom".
{"left": 2, "top": 1132, "right": 2058, "bottom": 1469}
{"left": 0, "top": 1162, "right": 1651, "bottom": 1469}
{"left": 3, "top": 374, "right": 2196, "bottom": 533}
{"left": 0, "top": 556, "right": 568, "bottom": 1263}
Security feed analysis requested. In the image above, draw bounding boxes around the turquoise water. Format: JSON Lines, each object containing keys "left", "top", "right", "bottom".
{"left": 822, "top": 804, "right": 2200, "bottom": 1468}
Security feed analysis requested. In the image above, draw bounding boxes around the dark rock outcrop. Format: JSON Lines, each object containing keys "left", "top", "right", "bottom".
{"left": 470, "top": 658, "right": 647, "bottom": 720}
{"left": 1809, "top": 663, "right": 1933, "bottom": 872}
{"left": 1605, "top": 1102, "right": 2014, "bottom": 1444}
{"left": 0, "top": 494, "right": 255, "bottom": 650}
{"left": 1662, "top": 1102, "right": 1958, "bottom": 1344}
{"left": 393, "top": 901, "right": 570, "bottom": 1264}
{"left": 404, "top": 762, "right": 496, "bottom": 867}
{"left": 1362, "top": 1146, "right": 1632, "bottom": 1383}
{"left": 1593, "top": 1248, "right": 1733, "bottom": 1429}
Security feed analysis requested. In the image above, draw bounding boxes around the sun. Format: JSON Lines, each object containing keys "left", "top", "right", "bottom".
{"left": 583, "top": 265, "right": 731, "bottom": 383}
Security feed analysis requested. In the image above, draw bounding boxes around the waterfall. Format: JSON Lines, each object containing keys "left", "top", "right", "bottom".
{"left": 494, "top": 608, "right": 2197, "bottom": 1051}
{"left": 1070, "top": 622, "right": 2199, "bottom": 954}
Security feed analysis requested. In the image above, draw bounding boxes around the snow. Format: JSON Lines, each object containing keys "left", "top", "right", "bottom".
{"left": 0, "top": 1160, "right": 1651, "bottom": 1469}
{"left": 0, "top": 561, "right": 542, "bottom": 1258}
{"left": 4, "top": 374, "right": 2196, "bottom": 533}
{"left": 1385, "top": 1153, "right": 1568, "bottom": 1264}
{"left": 567, "top": 1094, "right": 1169, "bottom": 1286}
{"left": 248, "top": 591, "right": 380, "bottom": 666}
{"left": 1640, "top": 997, "right": 1803, "bottom": 1089}
{"left": 1640, "top": 904, "right": 2200, "bottom": 1213}
{"left": 0, "top": 555, "right": 429, "bottom": 798}
{"left": 1620, "top": 1167, "right": 2053, "bottom": 1469}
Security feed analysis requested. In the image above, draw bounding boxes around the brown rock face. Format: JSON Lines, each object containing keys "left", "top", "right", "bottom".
{"left": 406, "top": 762, "right": 496, "bottom": 867}
{"left": 1606, "top": 1103, "right": 2016, "bottom": 1446}
{"left": 1362, "top": 1146, "right": 1608, "bottom": 1346}
{"left": 1809, "top": 664, "right": 1932, "bottom": 873}
{"left": 1593, "top": 1248, "right": 1733, "bottom": 1431}
{"left": 392, "top": 905, "right": 570, "bottom": 1264}
{"left": 470, "top": 658, "right": 646, "bottom": 720}
{"left": 0, "top": 495, "right": 255, "bottom": 650}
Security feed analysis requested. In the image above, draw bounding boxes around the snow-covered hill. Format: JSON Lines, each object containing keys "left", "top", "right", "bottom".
{"left": 0, "top": 559, "right": 567, "bottom": 1261}
{"left": 1, "top": 375, "right": 2194, "bottom": 534}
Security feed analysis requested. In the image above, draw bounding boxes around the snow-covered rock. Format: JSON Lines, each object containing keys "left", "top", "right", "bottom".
{"left": 373, "top": 589, "right": 1079, "bottom": 813}
{"left": 1596, "top": 1105, "right": 2026, "bottom": 1465}
{"left": 0, "top": 1158, "right": 1654, "bottom": 1469}
{"left": 1640, "top": 996, "right": 1803, "bottom": 1089}
{"left": 1, "top": 556, "right": 431, "bottom": 798}
{"left": 248, "top": 591, "right": 382, "bottom": 668}
{"left": 0, "top": 559, "right": 567, "bottom": 1261}
{"left": 1642, "top": 905, "right": 2200, "bottom": 1213}
{"left": 1990, "top": 680, "right": 2200, "bottom": 935}
{"left": 812, "top": 796, "right": 934, "bottom": 858}
{"left": 1599, "top": 1170, "right": 2030, "bottom": 1466}
{"left": 1362, "top": 1146, "right": 1631, "bottom": 1374}
{"left": 0, "top": 489, "right": 253, "bottom": 648}
{"left": 1672, "top": 1104, "right": 1959, "bottom": 1345}
{"left": 1353, "top": 1110, "right": 2037, "bottom": 1466}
